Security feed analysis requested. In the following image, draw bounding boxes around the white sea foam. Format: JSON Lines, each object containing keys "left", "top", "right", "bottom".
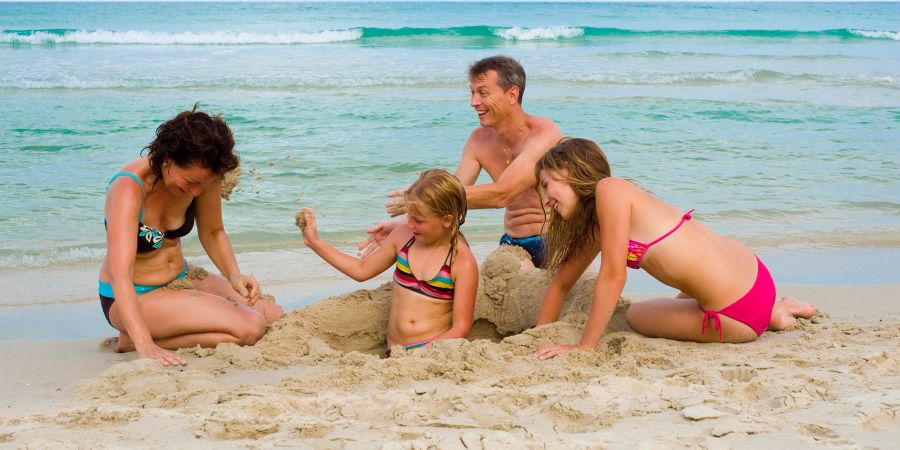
{"left": 494, "top": 26, "right": 584, "bottom": 41}
{"left": 0, "top": 247, "right": 106, "bottom": 268}
{"left": 849, "top": 29, "right": 900, "bottom": 41}
{"left": 0, "top": 29, "right": 363, "bottom": 45}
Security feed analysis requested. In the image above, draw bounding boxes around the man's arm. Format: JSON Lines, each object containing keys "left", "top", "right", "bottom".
{"left": 454, "top": 131, "right": 483, "bottom": 186}
{"left": 464, "top": 123, "right": 561, "bottom": 210}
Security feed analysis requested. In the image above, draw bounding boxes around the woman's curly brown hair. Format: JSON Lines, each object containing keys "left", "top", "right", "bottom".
{"left": 143, "top": 103, "right": 239, "bottom": 182}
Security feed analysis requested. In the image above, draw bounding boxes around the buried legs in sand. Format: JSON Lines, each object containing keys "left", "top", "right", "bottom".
{"left": 112, "top": 266, "right": 283, "bottom": 353}
{"left": 626, "top": 292, "right": 816, "bottom": 343}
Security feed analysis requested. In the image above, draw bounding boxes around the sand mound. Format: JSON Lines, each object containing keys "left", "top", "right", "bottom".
{"left": 164, "top": 246, "right": 630, "bottom": 371}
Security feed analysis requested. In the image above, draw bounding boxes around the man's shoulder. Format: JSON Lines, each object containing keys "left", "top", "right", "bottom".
{"left": 526, "top": 114, "right": 561, "bottom": 136}
{"left": 463, "top": 126, "right": 499, "bottom": 153}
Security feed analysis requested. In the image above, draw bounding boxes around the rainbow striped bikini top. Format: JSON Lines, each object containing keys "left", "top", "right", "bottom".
{"left": 393, "top": 237, "right": 455, "bottom": 301}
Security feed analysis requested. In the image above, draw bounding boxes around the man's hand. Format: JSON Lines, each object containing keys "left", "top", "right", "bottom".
{"left": 358, "top": 219, "right": 401, "bottom": 258}
{"left": 385, "top": 187, "right": 409, "bottom": 217}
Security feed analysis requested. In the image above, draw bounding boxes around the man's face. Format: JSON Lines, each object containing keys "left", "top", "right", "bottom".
{"left": 469, "top": 70, "right": 511, "bottom": 127}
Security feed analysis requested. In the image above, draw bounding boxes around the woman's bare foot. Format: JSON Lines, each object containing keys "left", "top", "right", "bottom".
{"left": 114, "top": 331, "right": 136, "bottom": 353}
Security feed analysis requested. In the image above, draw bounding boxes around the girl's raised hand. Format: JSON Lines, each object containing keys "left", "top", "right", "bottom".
{"left": 296, "top": 207, "right": 319, "bottom": 246}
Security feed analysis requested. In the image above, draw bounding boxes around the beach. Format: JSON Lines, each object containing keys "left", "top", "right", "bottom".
{"left": 2, "top": 1, "right": 900, "bottom": 448}
{"left": 1, "top": 246, "right": 899, "bottom": 449}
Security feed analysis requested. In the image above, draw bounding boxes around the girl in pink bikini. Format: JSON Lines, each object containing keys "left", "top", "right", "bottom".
{"left": 533, "top": 138, "right": 815, "bottom": 359}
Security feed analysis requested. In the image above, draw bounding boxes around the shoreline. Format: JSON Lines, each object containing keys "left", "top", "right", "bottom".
{"left": 2, "top": 242, "right": 899, "bottom": 341}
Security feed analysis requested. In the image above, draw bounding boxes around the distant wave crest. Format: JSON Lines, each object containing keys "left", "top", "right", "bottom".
{"left": 494, "top": 26, "right": 584, "bottom": 41}
{"left": 0, "top": 28, "right": 362, "bottom": 45}
{"left": 3, "top": 26, "right": 898, "bottom": 46}
{"left": 849, "top": 29, "right": 900, "bottom": 41}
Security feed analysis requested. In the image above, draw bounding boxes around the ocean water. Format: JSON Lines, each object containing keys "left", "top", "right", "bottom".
{"left": 1, "top": 1, "right": 899, "bottom": 273}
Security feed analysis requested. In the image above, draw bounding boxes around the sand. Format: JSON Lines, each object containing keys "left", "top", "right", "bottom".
{"left": 1, "top": 246, "right": 898, "bottom": 449}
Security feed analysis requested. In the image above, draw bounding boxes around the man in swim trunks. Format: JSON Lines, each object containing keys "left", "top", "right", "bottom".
{"left": 361, "top": 55, "right": 562, "bottom": 267}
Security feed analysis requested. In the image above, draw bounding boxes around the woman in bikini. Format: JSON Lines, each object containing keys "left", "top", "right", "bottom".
{"left": 299, "top": 169, "right": 478, "bottom": 355}
{"left": 532, "top": 138, "right": 815, "bottom": 359}
{"left": 99, "top": 105, "right": 283, "bottom": 366}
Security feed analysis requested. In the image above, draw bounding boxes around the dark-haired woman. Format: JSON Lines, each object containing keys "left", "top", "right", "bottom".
{"left": 99, "top": 107, "right": 283, "bottom": 366}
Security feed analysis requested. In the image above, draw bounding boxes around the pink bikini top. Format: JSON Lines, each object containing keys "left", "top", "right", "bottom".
{"left": 626, "top": 209, "right": 694, "bottom": 269}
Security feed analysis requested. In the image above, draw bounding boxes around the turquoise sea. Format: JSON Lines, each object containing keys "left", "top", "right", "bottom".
{"left": 1, "top": 2, "right": 899, "bottom": 293}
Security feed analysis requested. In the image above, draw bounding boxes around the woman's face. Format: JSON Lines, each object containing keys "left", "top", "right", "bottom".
{"left": 540, "top": 169, "right": 579, "bottom": 220}
{"left": 165, "top": 162, "right": 216, "bottom": 197}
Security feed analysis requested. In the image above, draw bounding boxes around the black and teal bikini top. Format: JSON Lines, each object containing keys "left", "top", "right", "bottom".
{"left": 105, "top": 172, "right": 195, "bottom": 253}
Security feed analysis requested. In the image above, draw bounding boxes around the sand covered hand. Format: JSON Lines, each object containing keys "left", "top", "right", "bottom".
{"left": 228, "top": 272, "right": 261, "bottom": 303}
{"left": 297, "top": 207, "right": 318, "bottom": 245}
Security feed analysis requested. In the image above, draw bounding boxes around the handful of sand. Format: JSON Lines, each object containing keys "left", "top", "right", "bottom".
{"left": 295, "top": 208, "right": 312, "bottom": 231}
{"left": 221, "top": 167, "right": 242, "bottom": 201}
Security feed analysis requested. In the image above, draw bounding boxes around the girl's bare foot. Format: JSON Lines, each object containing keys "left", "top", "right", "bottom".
{"left": 114, "top": 331, "right": 136, "bottom": 353}
{"left": 768, "top": 307, "right": 797, "bottom": 331}
{"left": 779, "top": 296, "right": 816, "bottom": 318}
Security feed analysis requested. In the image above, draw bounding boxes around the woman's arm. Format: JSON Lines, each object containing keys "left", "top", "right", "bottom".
{"left": 432, "top": 243, "right": 478, "bottom": 340}
{"left": 194, "top": 181, "right": 259, "bottom": 299}
{"left": 301, "top": 209, "right": 398, "bottom": 281}
{"left": 535, "top": 239, "right": 599, "bottom": 326}
{"left": 105, "top": 177, "right": 185, "bottom": 366}
{"left": 536, "top": 177, "right": 632, "bottom": 359}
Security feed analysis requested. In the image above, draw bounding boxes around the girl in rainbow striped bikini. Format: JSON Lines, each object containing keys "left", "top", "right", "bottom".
{"left": 299, "top": 169, "right": 478, "bottom": 356}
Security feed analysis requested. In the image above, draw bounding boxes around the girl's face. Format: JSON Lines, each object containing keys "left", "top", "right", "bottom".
{"left": 406, "top": 203, "right": 453, "bottom": 244}
{"left": 165, "top": 162, "right": 216, "bottom": 197}
{"left": 539, "top": 169, "right": 579, "bottom": 220}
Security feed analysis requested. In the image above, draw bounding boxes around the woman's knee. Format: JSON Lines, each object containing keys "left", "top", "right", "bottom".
{"left": 233, "top": 308, "right": 267, "bottom": 345}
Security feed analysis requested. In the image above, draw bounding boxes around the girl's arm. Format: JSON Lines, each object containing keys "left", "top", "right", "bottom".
{"left": 536, "top": 237, "right": 600, "bottom": 325}
{"left": 301, "top": 209, "right": 398, "bottom": 281}
{"left": 105, "top": 178, "right": 185, "bottom": 366}
{"left": 536, "top": 177, "right": 631, "bottom": 359}
{"left": 431, "top": 243, "right": 478, "bottom": 341}
{"left": 195, "top": 180, "right": 259, "bottom": 300}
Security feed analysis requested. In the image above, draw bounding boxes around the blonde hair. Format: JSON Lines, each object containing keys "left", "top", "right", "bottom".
{"left": 534, "top": 137, "right": 612, "bottom": 272}
{"left": 406, "top": 169, "right": 468, "bottom": 260}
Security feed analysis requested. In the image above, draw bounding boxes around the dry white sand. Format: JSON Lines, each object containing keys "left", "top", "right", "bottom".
{"left": 1, "top": 246, "right": 898, "bottom": 449}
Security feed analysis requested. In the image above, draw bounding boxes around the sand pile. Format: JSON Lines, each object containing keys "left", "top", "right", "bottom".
{"left": 5, "top": 247, "right": 898, "bottom": 448}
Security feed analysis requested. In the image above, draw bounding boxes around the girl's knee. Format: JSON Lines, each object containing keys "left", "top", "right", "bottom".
{"left": 625, "top": 303, "right": 647, "bottom": 331}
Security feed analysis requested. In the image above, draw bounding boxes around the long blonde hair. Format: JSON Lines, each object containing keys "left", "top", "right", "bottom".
{"left": 406, "top": 169, "right": 468, "bottom": 259}
{"left": 534, "top": 137, "right": 612, "bottom": 272}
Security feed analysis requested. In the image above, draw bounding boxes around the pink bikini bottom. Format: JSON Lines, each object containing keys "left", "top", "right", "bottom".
{"left": 700, "top": 256, "right": 776, "bottom": 341}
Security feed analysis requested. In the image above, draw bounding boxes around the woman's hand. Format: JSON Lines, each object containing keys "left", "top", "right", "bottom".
{"left": 228, "top": 272, "right": 261, "bottom": 303}
{"left": 136, "top": 343, "right": 187, "bottom": 366}
{"left": 534, "top": 343, "right": 591, "bottom": 360}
